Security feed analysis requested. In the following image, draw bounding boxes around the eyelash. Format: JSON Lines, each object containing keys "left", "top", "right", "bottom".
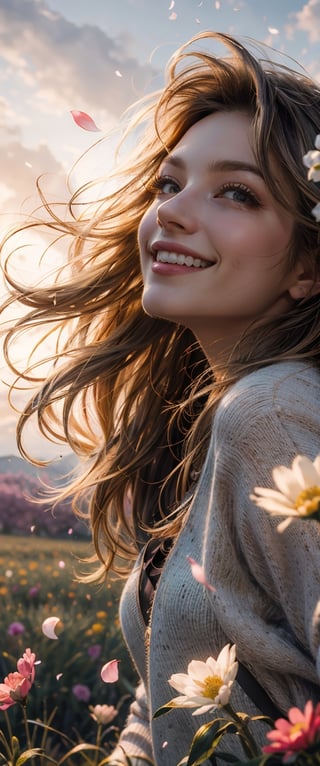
{"left": 147, "top": 175, "right": 260, "bottom": 207}
{"left": 217, "top": 182, "right": 260, "bottom": 207}
{"left": 146, "top": 175, "right": 180, "bottom": 195}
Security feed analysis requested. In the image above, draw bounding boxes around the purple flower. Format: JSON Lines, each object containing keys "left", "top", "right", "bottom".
{"left": 7, "top": 622, "right": 25, "bottom": 636}
{"left": 28, "top": 585, "right": 41, "bottom": 598}
{"left": 72, "top": 683, "right": 91, "bottom": 702}
{"left": 88, "top": 644, "right": 102, "bottom": 660}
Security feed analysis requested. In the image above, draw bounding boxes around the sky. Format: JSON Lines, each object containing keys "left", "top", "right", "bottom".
{"left": 0, "top": 0, "right": 319, "bottom": 458}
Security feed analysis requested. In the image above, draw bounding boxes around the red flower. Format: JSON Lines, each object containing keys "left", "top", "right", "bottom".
{"left": 263, "top": 700, "right": 320, "bottom": 761}
{"left": 0, "top": 672, "right": 32, "bottom": 710}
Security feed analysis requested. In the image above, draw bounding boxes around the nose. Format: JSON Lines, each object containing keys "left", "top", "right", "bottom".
{"left": 156, "top": 191, "right": 198, "bottom": 233}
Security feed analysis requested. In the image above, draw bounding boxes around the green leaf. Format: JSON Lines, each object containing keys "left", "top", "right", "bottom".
{"left": 186, "top": 720, "right": 237, "bottom": 766}
{"left": 153, "top": 702, "right": 178, "bottom": 718}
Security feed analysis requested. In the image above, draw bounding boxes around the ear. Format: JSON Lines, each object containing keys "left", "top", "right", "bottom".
{"left": 288, "top": 262, "right": 320, "bottom": 301}
{"left": 289, "top": 278, "right": 320, "bottom": 300}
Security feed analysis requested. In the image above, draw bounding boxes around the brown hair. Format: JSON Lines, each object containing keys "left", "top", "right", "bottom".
{"left": 2, "top": 31, "right": 320, "bottom": 579}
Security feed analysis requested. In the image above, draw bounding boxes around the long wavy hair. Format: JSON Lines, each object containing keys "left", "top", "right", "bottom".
{"left": 2, "top": 31, "right": 320, "bottom": 579}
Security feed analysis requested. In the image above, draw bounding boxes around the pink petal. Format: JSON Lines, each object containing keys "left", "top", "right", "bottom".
{"left": 70, "top": 110, "right": 101, "bottom": 132}
{"left": 187, "top": 557, "right": 216, "bottom": 592}
{"left": 100, "top": 659, "right": 119, "bottom": 683}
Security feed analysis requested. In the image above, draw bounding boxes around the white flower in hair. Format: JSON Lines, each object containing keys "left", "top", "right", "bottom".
{"left": 303, "top": 134, "right": 320, "bottom": 221}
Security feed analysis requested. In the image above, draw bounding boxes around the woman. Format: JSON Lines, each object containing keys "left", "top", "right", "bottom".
{"left": 2, "top": 31, "right": 320, "bottom": 765}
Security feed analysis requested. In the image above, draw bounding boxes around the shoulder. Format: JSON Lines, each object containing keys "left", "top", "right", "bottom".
{"left": 217, "top": 361, "right": 320, "bottom": 418}
{"left": 213, "top": 361, "right": 320, "bottom": 444}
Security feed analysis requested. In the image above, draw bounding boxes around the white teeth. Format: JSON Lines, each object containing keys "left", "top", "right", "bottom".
{"left": 155, "top": 250, "right": 208, "bottom": 268}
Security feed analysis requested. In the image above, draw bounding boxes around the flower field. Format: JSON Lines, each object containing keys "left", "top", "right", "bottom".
{"left": 0, "top": 533, "right": 137, "bottom": 762}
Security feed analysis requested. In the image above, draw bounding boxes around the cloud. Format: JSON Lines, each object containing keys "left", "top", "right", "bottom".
{"left": 291, "top": 0, "right": 320, "bottom": 43}
{"left": 0, "top": 138, "right": 64, "bottom": 212}
{"left": 0, "top": 0, "right": 155, "bottom": 118}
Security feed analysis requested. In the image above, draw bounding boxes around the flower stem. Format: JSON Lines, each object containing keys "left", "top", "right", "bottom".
{"left": 223, "top": 703, "right": 260, "bottom": 758}
{"left": 94, "top": 723, "right": 102, "bottom": 766}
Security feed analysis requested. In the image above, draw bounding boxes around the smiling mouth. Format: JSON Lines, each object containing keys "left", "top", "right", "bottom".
{"left": 155, "top": 251, "right": 211, "bottom": 268}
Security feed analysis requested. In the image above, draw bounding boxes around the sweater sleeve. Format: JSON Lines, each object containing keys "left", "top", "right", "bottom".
{"left": 202, "top": 363, "right": 320, "bottom": 710}
{"left": 110, "top": 681, "right": 154, "bottom": 764}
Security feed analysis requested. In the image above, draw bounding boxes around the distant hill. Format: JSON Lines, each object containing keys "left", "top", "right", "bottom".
{"left": 0, "top": 453, "right": 78, "bottom": 483}
{"left": 0, "top": 453, "right": 90, "bottom": 538}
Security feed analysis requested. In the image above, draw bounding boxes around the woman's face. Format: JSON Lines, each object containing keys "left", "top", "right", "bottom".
{"left": 138, "top": 111, "right": 301, "bottom": 360}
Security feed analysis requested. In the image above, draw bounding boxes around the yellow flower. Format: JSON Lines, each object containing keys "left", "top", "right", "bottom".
{"left": 91, "top": 622, "right": 104, "bottom": 634}
{"left": 167, "top": 644, "right": 238, "bottom": 715}
{"left": 251, "top": 454, "right": 320, "bottom": 532}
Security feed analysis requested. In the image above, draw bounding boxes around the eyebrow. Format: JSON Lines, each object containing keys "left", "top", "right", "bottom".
{"left": 163, "top": 154, "right": 263, "bottom": 179}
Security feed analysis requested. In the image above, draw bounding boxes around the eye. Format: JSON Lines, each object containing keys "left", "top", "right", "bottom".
{"left": 217, "top": 183, "right": 260, "bottom": 207}
{"left": 147, "top": 175, "right": 181, "bottom": 196}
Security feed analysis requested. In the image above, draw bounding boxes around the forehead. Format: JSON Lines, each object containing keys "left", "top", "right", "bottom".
{"left": 167, "top": 111, "right": 256, "bottom": 164}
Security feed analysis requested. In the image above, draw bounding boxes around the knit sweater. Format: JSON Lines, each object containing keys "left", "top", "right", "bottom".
{"left": 113, "top": 361, "right": 320, "bottom": 765}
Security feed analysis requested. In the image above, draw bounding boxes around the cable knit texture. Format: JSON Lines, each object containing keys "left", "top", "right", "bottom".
{"left": 115, "top": 361, "right": 320, "bottom": 765}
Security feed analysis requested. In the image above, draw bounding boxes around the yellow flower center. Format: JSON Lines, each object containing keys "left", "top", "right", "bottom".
{"left": 295, "top": 486, "right": 320, "bottom": 516}
{"left": 202, "top": 675, "right": 222, "bottom": 699}
{"left": 289, "top": 721, "right": 306, "bottom": 736}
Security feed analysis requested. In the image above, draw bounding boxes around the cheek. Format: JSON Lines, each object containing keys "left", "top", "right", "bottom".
{"left": 138, "top": 206, "right": 156, "bottom": 251}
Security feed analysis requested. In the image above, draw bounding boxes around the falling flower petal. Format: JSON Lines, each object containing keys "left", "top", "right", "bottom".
{"left": 169, "top": 0, "right": 175, "bottom": 8}
{"left": 42, "top": 616, "right": 61, "bottom": 640}
{"left": 115, "top": 69, "right": 123, "bottom": 78}
{"left": 70, "top": 110, "right": 101, "bottom": 132}
{"left": 268, "top": 27, "right": 279, "bottom": 35}
{"left": 169, "top": 11, "right": 177, "bottom": 19}
{"left": 101, "top": 659, "right": 120, "bottom": 683}
{"left": 187, "top": 556, "right": 216, "bottom": 592}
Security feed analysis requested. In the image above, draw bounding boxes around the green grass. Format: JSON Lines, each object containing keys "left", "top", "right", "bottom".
{"left": 0, "top": 534, "right": 138, "bottom": 762}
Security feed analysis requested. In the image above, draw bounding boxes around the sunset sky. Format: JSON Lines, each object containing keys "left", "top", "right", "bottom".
{"left": 0, "top": 0, "right": 319, "bottom": 458}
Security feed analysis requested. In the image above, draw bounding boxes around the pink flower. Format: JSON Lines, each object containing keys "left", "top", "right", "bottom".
{"left": 0, "top": 672, "right": 32, "bottom": 710}
{"left": 7, "top": 621, "right": 25, "bottom": 636}
{"left": 72, "top": 683, "right": 91, "bottom": 702}
{"left": 263, "top": 700, "right": 320, "bottom": 761}
{"left": 17, "top": 648, "right": 36, "bottom": 683}
{"left": 0, "top": 648, "right": 37, "bottom": 710}
{"left": 90, "top": 703, "right": 118, "bottom": 724}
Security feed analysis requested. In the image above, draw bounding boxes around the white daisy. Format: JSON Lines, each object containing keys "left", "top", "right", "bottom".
{"left": 251, "top": 454, "right": 320, "bottom": 532}
{"left": 168, "top": 644, "right": 238, "bottom": 716}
